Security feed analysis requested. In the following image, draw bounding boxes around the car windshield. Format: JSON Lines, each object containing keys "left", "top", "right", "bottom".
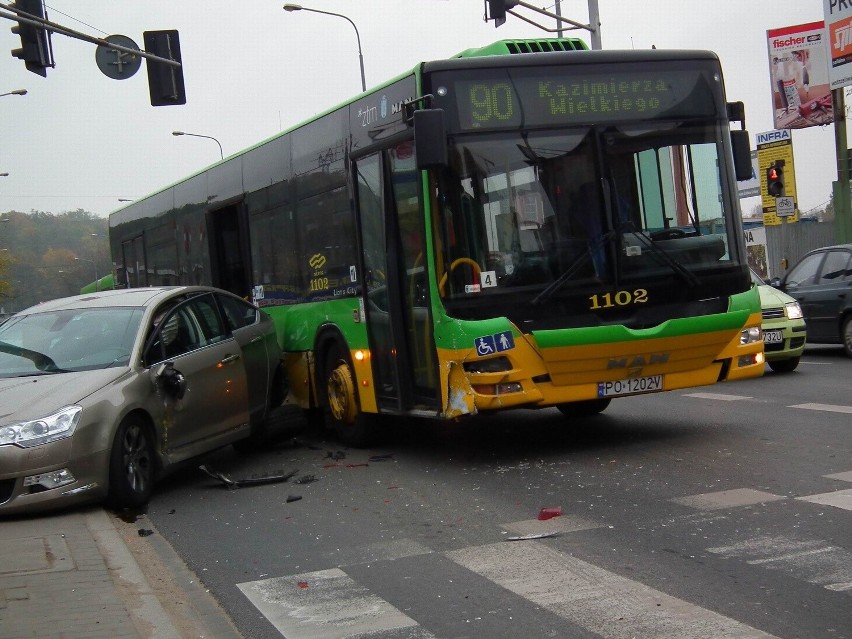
{"left": 0, "top": 307, "right": 144, "bottom": 377}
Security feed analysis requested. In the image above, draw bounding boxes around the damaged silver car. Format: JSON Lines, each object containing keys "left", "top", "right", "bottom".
{"left": 0, "top": 286, "right": 287, "bottom": 515}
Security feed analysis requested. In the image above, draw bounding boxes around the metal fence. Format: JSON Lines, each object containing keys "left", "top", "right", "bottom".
{"left": 764, "top": 220, "right": 839, "bottom": 278}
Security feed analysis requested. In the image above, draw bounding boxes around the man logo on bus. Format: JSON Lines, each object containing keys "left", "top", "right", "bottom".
{"left": 607, "top": 352, "right": 670, "bottom": 376}
{"left": 309, "top": 254, "right": 326, "bottom": 270}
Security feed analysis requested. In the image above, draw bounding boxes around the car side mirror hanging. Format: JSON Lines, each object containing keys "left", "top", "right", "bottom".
{"left": 154, "top": 361, "right": 187, "bottom": 400}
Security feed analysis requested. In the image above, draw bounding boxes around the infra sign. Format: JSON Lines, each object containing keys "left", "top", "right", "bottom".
{"left": 756, "top": 129, "right": 799, "bottom": 225}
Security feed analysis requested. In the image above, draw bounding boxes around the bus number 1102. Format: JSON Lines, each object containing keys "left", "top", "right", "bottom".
{"left": 588, "top": 288, "right": 649, "bottom": 310}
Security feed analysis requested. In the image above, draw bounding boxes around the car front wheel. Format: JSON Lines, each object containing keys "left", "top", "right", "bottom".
{"left": 107, "top": 415, "right": 154, "bottom": 509}
{"left": 767, "top": 357, "right": 800, "bottom": 373}
{"left": 842, "top": 316, "right": 852, "bottom": 358}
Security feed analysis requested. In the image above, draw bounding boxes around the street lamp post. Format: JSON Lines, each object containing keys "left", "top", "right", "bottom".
{"left": 283, "top": 4, "right": 366, "bottom": 92}
{"left": 172, "top": 131, "right": 224, "bottom": 160}
{"left": 0, "top": 89, "right": 27, "bottom": 98}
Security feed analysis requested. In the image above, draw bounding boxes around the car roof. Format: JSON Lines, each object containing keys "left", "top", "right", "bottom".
{"left": 11, "top": 286, "right": 224, "bottom": 316}
{"left": 805, "top": 243, "right": 852, "bottom": 254}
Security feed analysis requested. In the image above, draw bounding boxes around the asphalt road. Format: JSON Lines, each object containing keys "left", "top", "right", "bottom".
{"left": 143, "top": 344, "right": 852, "bottom": 639}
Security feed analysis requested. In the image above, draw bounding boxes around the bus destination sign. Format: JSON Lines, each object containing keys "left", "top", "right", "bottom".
{"left": 449, "top": 68, "right": 717, "bottom": 131}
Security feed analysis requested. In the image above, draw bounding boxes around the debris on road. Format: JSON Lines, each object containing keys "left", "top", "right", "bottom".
{"left": 199, "top": 465, "right": 299, "bottom": 489}
{"left": 538, "top": 506, "right": 562, "bottom": 521}
{"left": 504, "top": 531, "right": 561, "bottom": 541}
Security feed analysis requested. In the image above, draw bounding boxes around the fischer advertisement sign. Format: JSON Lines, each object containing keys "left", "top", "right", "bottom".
{"left": 767, "top": 21, "right": 833, "bottom": 129}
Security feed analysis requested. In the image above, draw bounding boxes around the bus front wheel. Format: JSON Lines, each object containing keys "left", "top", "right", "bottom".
{"left": 556, "top": 398, "right": 611, "bottom": 418}
{"left": 322, "top": 347, "right": 374, "bottom": 447}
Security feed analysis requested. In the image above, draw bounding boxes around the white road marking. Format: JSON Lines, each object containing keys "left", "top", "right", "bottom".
{"left": 501, "top": 514, "right": 603, "bottom": 537}
{"left": 826, "top": 471, "right": 852, "bottom": 483}
{"left": 237, "top": 568, "right": 425, "bottom": 639}
{"left": 447, "top": 541, "right": 778, "bottom": 638}
{"left": 683, "top": 392, "right": 752, "bottom": 401}
{"left": 708, "top": 535, "right": 852, "bottom": 594}
{"left": 797, "top": 488, "right": 852, "bottom": 511}
{"left": 789, "top": 403, "right": 852, "bottom": 414}
{"left": 671, "top": 488, "right": 785, "bottom": 510}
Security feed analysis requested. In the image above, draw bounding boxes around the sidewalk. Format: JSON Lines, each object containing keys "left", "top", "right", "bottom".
{"left": 0, "top": 506, "right": 242, "bottom": 639}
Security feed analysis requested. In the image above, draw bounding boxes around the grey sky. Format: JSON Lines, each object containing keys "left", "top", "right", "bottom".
{"left": 0, "top": 1, "right": 834, "bottom": 219}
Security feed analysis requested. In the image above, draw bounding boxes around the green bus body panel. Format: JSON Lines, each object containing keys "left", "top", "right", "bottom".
{"left": 453, "top": 38, "right": 588, "bottom": 59}
{"left": 263, "top": 299, "right": 367, "bottom": 352}
{"left": 430, "top": 288, "right": 758, "bottom": 351}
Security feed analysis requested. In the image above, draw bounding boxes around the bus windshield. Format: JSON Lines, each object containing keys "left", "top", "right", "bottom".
{"left": 434, "top": 119, "right": 737, "bottom": 310}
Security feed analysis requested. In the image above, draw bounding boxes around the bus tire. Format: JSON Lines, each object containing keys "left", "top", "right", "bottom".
{"left": 556, "top": 398, "right": 611, "bottom": 418}
{"left": 322, "top": 346, "right": 374, "bottom": 448}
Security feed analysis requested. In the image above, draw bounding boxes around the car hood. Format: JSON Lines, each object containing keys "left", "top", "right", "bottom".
{"left": 0, "top": 368, "right": 130, "bottom": 423}
{"left": 757, "top": 283, "right": 797, "bottom": 307}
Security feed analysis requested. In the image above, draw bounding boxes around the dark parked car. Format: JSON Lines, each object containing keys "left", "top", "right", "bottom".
{"left": 0, "top": 287, "right": 288, "bottom": 515}
{"left": 771, "top": 244, "right": 852, "bottom": 357}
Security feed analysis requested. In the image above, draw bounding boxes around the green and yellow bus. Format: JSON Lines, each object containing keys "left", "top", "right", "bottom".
{"left": 109, "top": 39, "right": 764, "bottom": 445}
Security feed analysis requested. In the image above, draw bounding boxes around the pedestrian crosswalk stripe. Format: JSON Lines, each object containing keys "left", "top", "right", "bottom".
{"left": 671, "top": 488, "right": 785, "bottom": 510}
{"left": 708, "top": 534, "right": 852, "bottom": 593}
{"left": 797, "top": 488, "right": 852, "bottom": 511}
{"left": 237, "top": 568, "right": 427, "bottom": 639}
{"left": 447, "top": 541, "right": 778, "bottom": 639}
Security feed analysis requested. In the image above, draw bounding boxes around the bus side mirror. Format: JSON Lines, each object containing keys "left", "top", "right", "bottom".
{"left": 731, "top": 129, "right": 752, "bottom": 182}
{"left": 414, "top": 109, "right": 448, "bottom": 169}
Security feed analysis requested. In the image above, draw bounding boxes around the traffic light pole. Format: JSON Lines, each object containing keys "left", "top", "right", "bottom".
{"left": 491, "top": 0, "right": 601, "bottom": 49}
{"left": 0, "top": 4, "right": 181, "bottom": 69}
{"left": 833, "top": 88, "right": 852, "bottom": 244}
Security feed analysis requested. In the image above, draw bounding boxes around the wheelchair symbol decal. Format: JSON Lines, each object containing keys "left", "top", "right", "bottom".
{"left": 475, "top": 331, "right": 515, "bottom": 357}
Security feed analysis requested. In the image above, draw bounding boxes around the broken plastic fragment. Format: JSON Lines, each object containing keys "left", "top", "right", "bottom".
{"left": 199, "top": 465, "right": 299, "bottom": 489}
{"left": 538, "top": 506, "right": 562, "bottom": 521}
{"left": 504, "top": 531, "right": 561, "bottom": 541}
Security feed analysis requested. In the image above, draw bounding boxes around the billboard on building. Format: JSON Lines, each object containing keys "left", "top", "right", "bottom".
{"left": 767, "top": 21, "right": 833, "bottom": 129}
{"left": 824, "top": 0, "right": 852, "bottom": 89}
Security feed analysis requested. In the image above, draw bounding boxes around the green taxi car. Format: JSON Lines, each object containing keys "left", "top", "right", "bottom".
{"left": 751, "top": 269, "right": 807, "bottom": 373}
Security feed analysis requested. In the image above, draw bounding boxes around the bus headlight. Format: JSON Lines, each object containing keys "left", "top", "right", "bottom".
{"left": 740, "top": 326, "right": 762, "bottom": 345}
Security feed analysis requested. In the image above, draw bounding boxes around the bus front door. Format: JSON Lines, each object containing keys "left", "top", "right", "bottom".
{"left": 355, "top": 152, "right": 439, "bottom": 413}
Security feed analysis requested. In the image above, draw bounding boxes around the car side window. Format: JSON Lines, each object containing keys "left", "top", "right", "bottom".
{"left": 218, "top": 294, "right": 258, "bottom": 331}
{"left": 785, "top": 253, "right": 822, "bottom": 287}
{"left": 191, "top": 294, "right": 228, "bottom": 344}
{"left": 161, "top": 307, "right": 203, "bottom": 359}
{"left": 818, "top": 250, "right": 852, "bottom": 284}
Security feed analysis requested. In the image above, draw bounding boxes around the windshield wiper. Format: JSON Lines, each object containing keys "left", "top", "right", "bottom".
{"left": 531, "top": 238, "right": 604, "bottom": 306}
{"left": 623, "top": 231, "right": 701, "bottom": 287}
{"left": 0, "top": 341, "right": 61, "bottom": 372}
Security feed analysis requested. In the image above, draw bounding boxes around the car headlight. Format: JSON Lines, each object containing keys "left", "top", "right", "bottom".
{"left": 0, "top": 406, "right": 82, "bottom": 448}
{"left": 785, "top": 301, "right": 803, "bottom": 320}
{"left": 740, "top": 326, "right": 762, "bottom": 344}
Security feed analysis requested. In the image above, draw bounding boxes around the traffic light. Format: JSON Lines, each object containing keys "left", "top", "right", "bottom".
{"left": 9, "top": 0, "right": 54, "bottom": 76}
{"left": 766, "top": 160, "right": 785, "bottom": 197}
{"left": 143, "top": 30, "right": 186, "bottom": 106}
{"left": 486, "top": 0, "right": 519, "bottom": 27}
